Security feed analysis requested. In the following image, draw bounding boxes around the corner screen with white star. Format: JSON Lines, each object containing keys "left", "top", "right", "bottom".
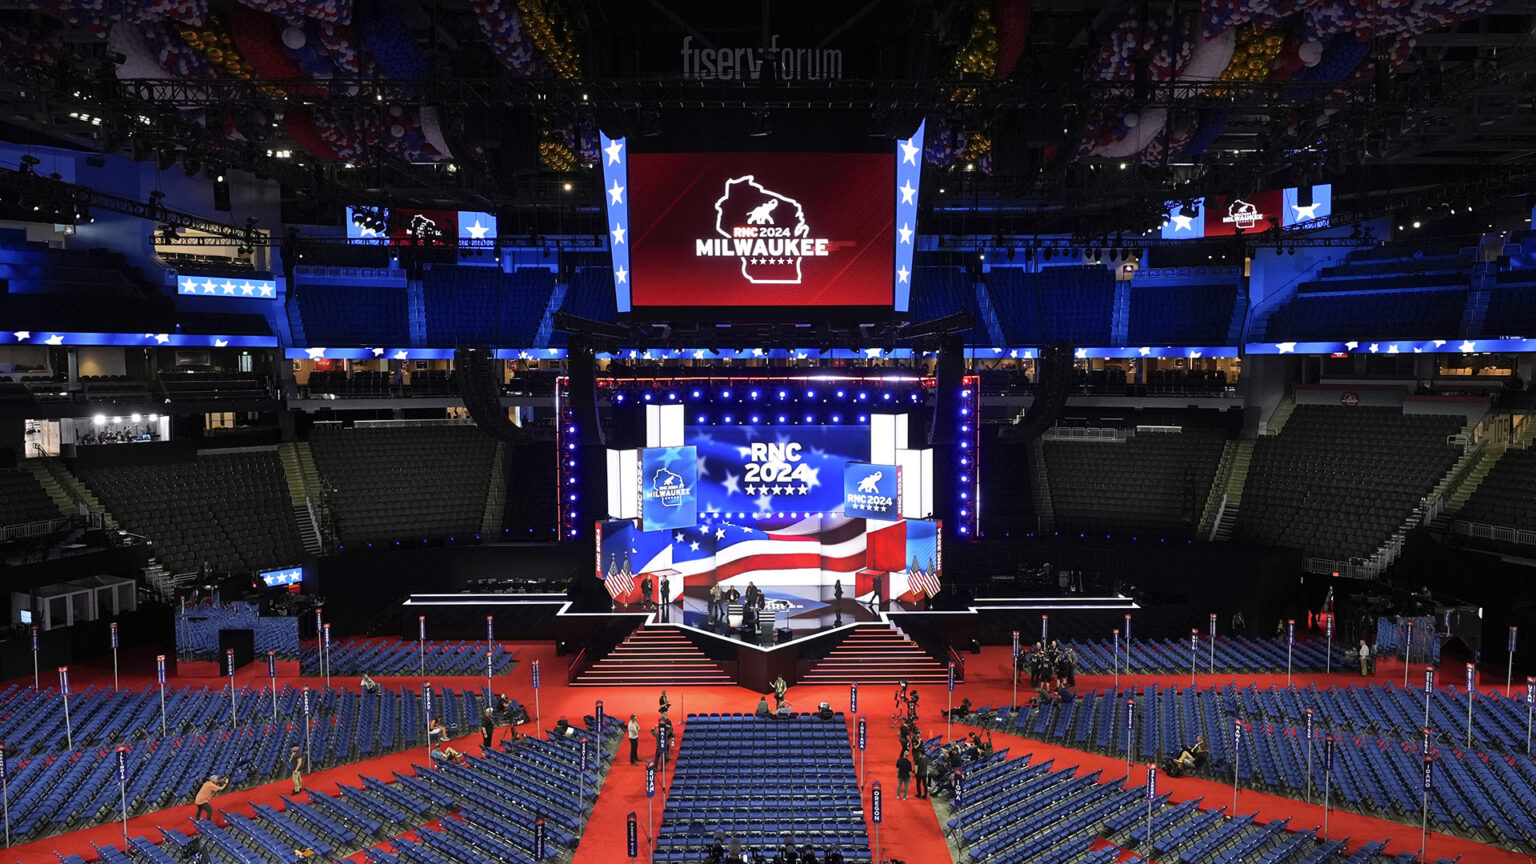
{"left": 623, "top": 152, "right": 896, "bottom": 307}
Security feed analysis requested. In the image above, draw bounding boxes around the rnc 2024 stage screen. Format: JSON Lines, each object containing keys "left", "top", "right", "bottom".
{"left": 626, "top": 152, "right": 896, "bottom": 307}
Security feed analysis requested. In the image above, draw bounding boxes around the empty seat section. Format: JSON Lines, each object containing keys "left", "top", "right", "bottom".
{"left": 1235, "top": 406, "right": 1463, "bottom": 560}
{"left": 1127, "top": 273, "right": 1239, "bottom": 345}
{"left": 292, "top": 282, "right": 409, "bottom": 345}
{"left": 75, "top": 452, "right": 303, "bottom": 574}
{"left": 1044, "top": 426, "right": 1226, "bottom": 538}
{"left": 1458, "top": 447, "right": 1536, "bottom": 531}
{"left": 984, "top": 266, "right": 1115, "bottom": 345}
{"left": 308, "top": 424, "right": 496, "bottom": 544}
{"left": 0, "top": 467, "right": 60, "bottom": 526}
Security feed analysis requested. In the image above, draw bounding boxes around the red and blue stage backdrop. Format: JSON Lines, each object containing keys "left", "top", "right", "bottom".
{"left": 597, "top": 514, "right": 942, "bottom": 612}
{"left": 688, "top": 424, "right": 870, "bottom": 518}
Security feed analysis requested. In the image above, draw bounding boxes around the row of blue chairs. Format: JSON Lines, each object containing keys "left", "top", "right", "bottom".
{"left": 1063, "top": 636, "right": 1350, "bottom": 675}
{"left": 298, "top": 639, "right": 518, "bottom": 677}
{"left": 964, "top": 683, "right": 1536, "bottom": 852}
{"left": 659, "top": 713, "right": 873, "bottom": 864}
{"left": 63, "top": 715, "right": 621, "bottom": 864}
{"left": 2, "top": 685, "right": 485, "bottom": 844}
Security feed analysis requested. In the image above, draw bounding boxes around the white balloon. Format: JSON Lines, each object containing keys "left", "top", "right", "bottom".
{"left": 282, "top": 27, "right": 307, "bottom": 51}
{"left": 1299, "top": 40, "right": 1323, "bottom": 67}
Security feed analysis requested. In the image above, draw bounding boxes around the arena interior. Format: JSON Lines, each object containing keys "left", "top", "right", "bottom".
{"left": 3, "top": 2, "right": 1536, "bottom": 864}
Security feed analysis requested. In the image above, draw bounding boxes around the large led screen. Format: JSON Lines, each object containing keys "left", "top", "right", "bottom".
{"left": 639, "top": 446, "right": 698, "bottom": 532}
{"left": 627, "top": 153, "right": 895, "bottom": 308}
{"left": 690, "top": 425, "right": 870, "bottom": 517}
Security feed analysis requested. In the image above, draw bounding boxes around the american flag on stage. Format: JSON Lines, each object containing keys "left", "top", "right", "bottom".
{"left": 603, "top": 548, "right": 636, "bottom": 600}
{"left": 908, "top": 557, "right": 941, "bottom": 598}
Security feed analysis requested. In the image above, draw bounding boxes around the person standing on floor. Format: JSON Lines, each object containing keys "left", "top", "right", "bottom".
{"left": 628, "top": 714, "right": 641, "bottom": 764}
{"left": 895, "top": 750, "right": 913, "bottom": 799}
{"left": 653, "top": 719, "right": 671, "bottom": 769}
{"left": 914, "top": 750, "right": 930, "bottom": 799}
{"left": 193, "top": 774, "right": 228, "bottom": 823}
{"left": 640, "top": 575, "right": 653, "bottom": 610}
{"left": 1358, "top": 639, "right": 1372, "bottom": 676}
{"left": 289, "top": 745, "right": 306, "bottom": 794}
{"left": 659, "top": 690, "right": 672, "bottom": 715}
{"left": 709, "top": 584, "right": 723, "bottom": 623}
{"left": 660, "top": 575, "right": 671, "bottom": 612}
{"left": 481, "top": 708, "right": 496, "bottom": 750}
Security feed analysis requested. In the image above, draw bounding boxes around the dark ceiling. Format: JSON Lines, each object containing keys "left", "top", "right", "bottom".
{"left": 0, "top": 0, "right": 1532, "bottom": 236}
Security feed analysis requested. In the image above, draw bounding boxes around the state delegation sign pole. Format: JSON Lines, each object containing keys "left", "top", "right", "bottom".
{"left": 302, "top": 686, "right": 313, "bottom": 768}
{"left": 857, "top": 716, "right": 867, "bottom": 789}
{"left": 531, "top": 660, "right": 542, "bottom": 732}
{"left": 1011, "top": 631, "right": 1019, "bottom": 709}
{"left": 1527, "top": 677, "right": 1534, "bottom": 756}
{"left": 226, "top": 649, "right": 237, "bottom": 727}
{"left": 1405, "top": 620, "right": 1414, "bottom": 688}
{"left": 1304, "top": 708, "right": 1314, "bottom": 804}
{"left": 115, "top": 745, "right": 129, "bottom": 844}
{"left": 29, "top": 627, "right": 37, "bottom": 690}
{"left": 1286, "top": 620, "right": 1295, "bottom": 685}
{"left": 267, "top": 651, "right": 278, "bottom": 719}
{"left": 418, "top": 615, "right": 426, "bottom": 678}
{"left": 946, "top": 662, "right": 955, "bottom": 742}
{"left": 485, "top": 616, "right": 495, "bottom": 696}
{"left": 1113, "top": 629, "right": 1120, "bottom": 692}
{"left": 1423, "top": 668, "right": 1434, "bottom": 729}
{"left": 1420, "top": 755, "right": 1433, "bottom": 863}
{"left": 156, "top": 654, "right": 168, "bottom": 737}
{"left": 60, "top": 667, "right": 73, "bottom": 751}
{"left": 1466, "top": 663, "right": 1475, "bottom": 748}
{"left": 109, "top": 621, "right": 119, "bottom": 688}
{"left": 1508, "top": 627, "right": 1518, "bottom": 698}
{"left": 1190, "top": 629, "right": 1198, "bottom": 686}
{"left": 645, "top": 760, "right": 656, "bottom": 860}
{"left": 871, "top": 780, "right": 883, "bottom": 864}
{"left": 0, "top": 743, "right": 9, "bottom": 848}
{"left": 1208, "top": 614, "right": 1216, "bottom": 674}
{"left": 1145, "top": 764, "right": 1157, "bottom": 849}
{"left": 1232, "top": 718, "right": 1243, "bottom": 813}
{"left": 1323, "top": 734, "right": 1334, "bottom": 840}
{"left": 1125, "top": 698, "right": 1135, "bottom": 790}
{"left": 1324, "top": 613, "right": 1333, "bottom": 675}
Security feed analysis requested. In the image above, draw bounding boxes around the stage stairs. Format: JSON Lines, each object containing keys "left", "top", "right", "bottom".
{"left": 800, "top": 622, "right": 950, "bottom": 685}
{"left": 571, "top": 624, "right": 732, "bottom": 687}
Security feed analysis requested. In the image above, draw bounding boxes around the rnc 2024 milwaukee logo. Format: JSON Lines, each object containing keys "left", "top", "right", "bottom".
{"left": 693, "top": 175, "right": 833, "bottom": 284}
{"left": 650, "top": 466, "right": 689, "bottom": 507}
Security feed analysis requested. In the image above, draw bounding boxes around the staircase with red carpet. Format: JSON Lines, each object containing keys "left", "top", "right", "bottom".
{"left": 800, "top": 622, "right": 950, "bottom": 684}
{"left": 572, "top": 624, "right": 732, "bottom": 687}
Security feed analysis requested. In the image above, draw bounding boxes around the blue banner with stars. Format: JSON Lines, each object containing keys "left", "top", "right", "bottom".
{"left": 600, "top": 132, "right": 632, "bottom": 313}
{"left": 177, "top": 275, "right": 279, "bottom": 299}
{"left": 893, "top": 121, "right": 924, "bottom": 314}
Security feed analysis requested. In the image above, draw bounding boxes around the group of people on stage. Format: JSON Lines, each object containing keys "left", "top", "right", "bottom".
{"left": 708, "top": 835, "right": 847, "bottom": 864}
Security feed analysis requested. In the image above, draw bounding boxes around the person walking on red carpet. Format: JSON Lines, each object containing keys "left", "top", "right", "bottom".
{"left": 481, "top": 708, "right": 496, "bottom": 750}
{"left": 628, "top": 714, "right": 641, "bottom": 764}
{"left": 288, "top": 745, "right": 306, "bottom": 794}
{"left": 896, "top": 751, "right": 913, "bottom": 799}
{"left": 193, "top": 774, "right": 228, "bottom": 823}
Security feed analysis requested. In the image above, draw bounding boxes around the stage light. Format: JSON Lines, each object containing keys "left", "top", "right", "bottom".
{"left": 960, "top": 475, "right": 969, "bottom": 482}
{"left": 643, "top": 393, "right": 652, "bottom": 401}
{"left": 857, "top": 392, "right": 867, "bottom": 400}
{"left": 777, "top": 390, "right": 787, "bottom": 399}
{"left": 857, "top": 415, "right": 867, "bottom": 422}
{"left": 721, "top": 389, "right": 731, "bottom": 399}
{"left": 806, "top": 390, "right": 815, "bottom": 399}
{"left": 751, "top": 415, "right": 761, "bottom": 424}
{"left": 961, "top": 509, "right": 968, "bottom": 516}
{"left": 836, "top": 390, "right": 845, "bottom": 398}
{"left": 882, "top": 393, "right": 891, "bottom": 401}
{"left": 804, "top": 414, "right": 814, "bottom": 423}
{"left": 698, "top": 415, "right": 707, "bottom": 423}
{"left": 750, "top": 390, "right": 760, "bottom": 400}
{"left": 831, "top": 415, "right": 841, "bottom": 423}
{"left": 92, "top": 414, "right": 105, "bottom": 425}
{"left": 668, "top": 392, "right": 678, "bottom": 401}
{"left": 723, "top": 415, "right": 733, "bottom": 423}
{"left": 692, "top": 390, "right": 702, "bottom": 399}
{"left": 777, "top": 415, "right": 786, "bottom": 423}
{"left": 615, "top": 393, "right": 625, "bottom": 402}
{"left": 959, "top": 526, "right": 968, "bottom": 535}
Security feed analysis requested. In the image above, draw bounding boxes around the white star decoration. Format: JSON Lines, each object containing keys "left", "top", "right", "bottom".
{"left": 604, "top": 138, "right": 624, "bottom": 165}
{"left": 607, "top": 181, "right": 625, "bottom": 205}
{"left": 899, "top": 139, "right": 920, "bottom": 165}
{"left": 1170, "top": 213, "right": 1195, "bottom": 232}
{"left": 614, "top": 266, "right": 628, "bottom": 284}
{"left": 1292, "top": 203, "right": 1320, "bottom": 221}
{"left": 896, "top": 266, "right": 909, "bottom": 284}
{"left": 221, "top": 281, "right": 237, "bottom": 295}
{"left": 465, "top": 219, "right": 489, "bottom": 240}
{"left": 1189, "top": 350, "right": 1202, "bottom": 359}
{"left": 897, "top": 223, "right": 913, "bottom": 244}
{"left": 898, "top": 181, "right": 916, "bottom": 205}
{"left": 1276, "top": 342, "right": 1297, "bottom": 354}
{"left": 242, "top": 283, "right": 256, "bottom": 296}
{"left": 1138, "top": 346, "right": 1151, "bottom": 356}
{"left": 154, "top": 334, "right": 169, "bottom": 344}
{"left": 371, "top": 347, "right": 385, "bottom": 357}
{"left": 865, "top": 348, "right": 882, "bottom": 358}
{"left": 214, "top": 339, "right": 229, "bottom": 348}
{"left": 611, "top": 222, "right": 626, "bottom": 245}
{"left": 1074, "top": 348, "right": 1088, "bottom": 359}
{"left": 1368, "top": 343, "right": 1379, "bottom": 353}
{"left": 1345, "top": 341, "right": 1359, "bottom": 350}
{"left": 1459, "top": 340, "right": 1476, "bottom": 353}
{"left": 394, "top": 350, "right": 410, "bottom": 361}
{"left": 1387, "top": 344, "right": 1399, "bottom": 354}
{"left": 45, "top": 334, "right": 63, "bottom": 346}
{"left": 12, "top": 331, "right": 29, "bottom": 341}
{"left": 1432, "top": 340, "right": 1446, "bottom": 348}
{"left": 306, "top": 347, "right": 327, "bottom": 360}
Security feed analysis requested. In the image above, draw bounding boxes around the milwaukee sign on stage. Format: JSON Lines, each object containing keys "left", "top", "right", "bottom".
{"left": 600, "top": 129, "right": 924, "bottom": 312}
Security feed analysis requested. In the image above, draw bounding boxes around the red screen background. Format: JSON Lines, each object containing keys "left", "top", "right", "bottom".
{"left": 628, "top": 152, "right": 895, "bottom": 308}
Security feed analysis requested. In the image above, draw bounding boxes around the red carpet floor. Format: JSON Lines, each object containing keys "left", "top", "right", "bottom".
{"left": 6, "top": 639, "right": 1529, "bottom": 864}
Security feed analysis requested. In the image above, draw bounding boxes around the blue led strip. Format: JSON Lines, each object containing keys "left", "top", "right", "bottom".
{"left": 894, "top": 121, "right": 925, "bottom": 314}
{"left": 600, "top": 133, "right": 632, "bottom": 314}
{"left": 1246, "top": 338, "right": 1533, "bottom": 355}
{"left": 286, "top": 345, "right": 1246, "bottom": 361}
{"left": 4, "top": 331, "right": 276, "bottom": 348}
{"left": 177, "top": 275, "right": 279, "bottom": 299}
{"left": 957, "top": 375, "right": 980, "bottom": 539}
